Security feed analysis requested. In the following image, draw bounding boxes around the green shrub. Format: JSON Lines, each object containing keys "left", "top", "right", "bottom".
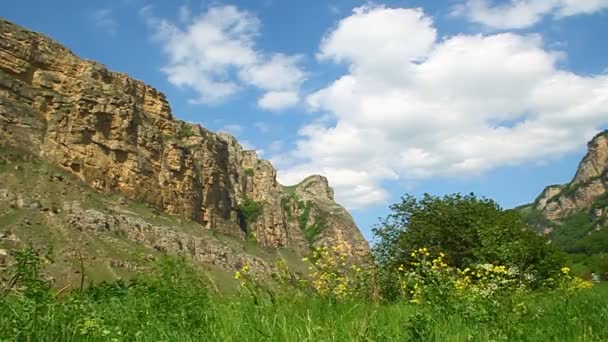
{"left": 298, "top": 200, "right": 311, "bottom": 231}
{"left": 281, "top": 196, "right": 292, "bottom": 219}
{"left": 238, "top": 197, "right": 263, "bottom": 237}
{"left": 244, "top": 168, "right": 254, "bottom": 176}
{"left": 177, "top": 123, "right": 194, "bottom": 139}
{"left": 372, "top": 193, "right": 564, "bottom": 293}
{"left": 303, "top": 216, "right": 326, "bottom": 247}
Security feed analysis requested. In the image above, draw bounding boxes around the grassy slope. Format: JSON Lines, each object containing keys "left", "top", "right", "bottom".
{"left": 0, "top": 145, "right": 307, "bottom": 291}
{"left": 517, "top": 202, "right": 608, "bottom": 277}
{"left": 2, "top": 272, "right": 608, "bottom": 341}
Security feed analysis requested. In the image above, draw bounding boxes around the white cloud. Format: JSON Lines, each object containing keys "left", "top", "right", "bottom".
{"left": 454, "top": 0, "right": 608, "bottom": 29}
{"left": 258, "top": 91, "right": 300, "bottom": 111}
{"left": 92, "top": 9, "right": 118, "bottom": 34}
{"left": 239, "top": 54, "right": 305, "bottom": 91}
{"left": 143, "top": 5, "right": 304, "bottom": 108}
{"left": 274, "top": 5, "right": 608, "bottom": 209}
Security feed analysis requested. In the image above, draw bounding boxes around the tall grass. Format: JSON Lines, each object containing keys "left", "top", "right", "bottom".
{"left": 1, "top": 251, "right": 608, "bottom": 341}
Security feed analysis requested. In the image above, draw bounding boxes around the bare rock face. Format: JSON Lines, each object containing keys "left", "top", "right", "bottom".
{"left": 0, "top": 18, "right": 370, "bottom": 258}
{"left": 533, "top": 131, "right": 608, "bottom": 221}
{"left": 281, "top": 175, "right": 370, "bottom": 260}
{"left": 571, "top": 133, "right": 608, "bottom": 187}
{"left": 535, "top": 185, "right": 564, "bottom": 211}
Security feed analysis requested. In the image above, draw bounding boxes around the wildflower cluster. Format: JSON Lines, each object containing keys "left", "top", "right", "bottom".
{"left": 454, "top": 263, "right": 525, "bottom": 298}
{"left": 397, "top": 248, "right": 453, "bottom": 304}
{"left": 395, "top": 248, "right": 592, "bottom": 304}
{"left": 302, "top": 244, "right": 373, "bottom": 300}
{"left": 553, "top": 267, "right": 593, "bottom": 295}
{"left": 305, "top": 246, "right": 353, "bottom": 299}
{"left": 233, "top": 264, "right": 252, "bottom": 288}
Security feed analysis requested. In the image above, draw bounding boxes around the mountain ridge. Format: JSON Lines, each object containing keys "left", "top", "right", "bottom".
{"left": 0, "top": 17, "right": 369, "bottom": 283}
{"left": 519, "top": 130, "right": 608, "bottom": 257}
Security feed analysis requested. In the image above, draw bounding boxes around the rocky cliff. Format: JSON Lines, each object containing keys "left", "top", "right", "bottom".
{"left": 533, "top": 131, "right": 608, "bottom": 223}
{"left": 518, "top": 131, "right": 608, "bottom": 254}
{"left": 0, "top": 18, "right": 369, "bottom": 266}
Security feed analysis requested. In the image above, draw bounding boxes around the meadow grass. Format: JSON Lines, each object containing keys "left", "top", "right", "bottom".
{"left": 2, "top": 255, "right": 608, "bottom": 341}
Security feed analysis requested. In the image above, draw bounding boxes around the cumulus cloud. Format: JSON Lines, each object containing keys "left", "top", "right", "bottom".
{"left": 454, "top": 0, "right": 608, "bottom": 29}
{"left": 274, "top": 5, "right": 608, "bottom": 209}
{"left": 142, "top": 5, "right": 305, "bottom": 108}
{"left": 258, "top": 91, "right": 300, "bottom": 111}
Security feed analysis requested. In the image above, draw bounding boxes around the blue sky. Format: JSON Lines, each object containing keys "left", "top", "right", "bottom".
{"left": 3, "top": 0, "right": 608, "bottom": 241}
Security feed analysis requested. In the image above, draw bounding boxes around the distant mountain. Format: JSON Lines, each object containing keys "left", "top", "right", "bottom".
{"left": 519, "top": 130, "right": 608, "bottom": 255}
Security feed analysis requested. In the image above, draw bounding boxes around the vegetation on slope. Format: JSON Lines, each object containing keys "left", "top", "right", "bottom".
{"left": 0, "top": 144, "right": 312, "bottom": 289}
{"left": 238, "top": 197, "right": 263, "bottom": 239}
{"left": 373, "top": 193, "right": 564, "bottom": 296}
{"left": 0, "top": 157, "right": 603, "bottom": 341}
{"left": 518, "top": 203, "right": 608, "bottom": 277}
{"left": 1, "top": 241, "right": 604, "bottom": 341}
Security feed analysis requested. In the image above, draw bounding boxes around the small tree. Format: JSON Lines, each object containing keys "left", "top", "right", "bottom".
{"left": 372, "top": 193, "right": 563, "bottom": 294}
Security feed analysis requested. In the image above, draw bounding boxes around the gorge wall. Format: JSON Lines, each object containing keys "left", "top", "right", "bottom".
{"left": 0, "top": 18, "right": 369, "bottom": 260}
{"left": 533, "top": 131, "right": 608, "bottom": 225}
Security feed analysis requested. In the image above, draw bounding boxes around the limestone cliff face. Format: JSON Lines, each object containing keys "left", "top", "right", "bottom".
{"left": 292, "top": 176, "right": 370, "bottom": 259}
{"left": 0, "top": 18, "right": 369, "bottom": 258}
{"left": 533, "top": 131, "right": 608, "bottom": 222}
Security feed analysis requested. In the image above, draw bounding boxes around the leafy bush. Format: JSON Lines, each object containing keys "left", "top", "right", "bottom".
{"left": 177, "top": 123, "right": 194, "bottom": 139}
{"left": 372, "top": 193, "right": 564, "bottom": 294}
{"left": 244, "top": 168, "right": 254, "bottom": 176}
{"left": 303, "top": 216, "right": 326, "bottom": 247}
{"left": 238, "top": 197, "right": 263, "bottom": 237}
{"left": 297, "top": 200, "right": 311, "bottom": 231}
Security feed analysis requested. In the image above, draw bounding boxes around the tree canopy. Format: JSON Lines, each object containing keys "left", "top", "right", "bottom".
{"left": 372, "top": 193, "right": 563, "bottom": 283}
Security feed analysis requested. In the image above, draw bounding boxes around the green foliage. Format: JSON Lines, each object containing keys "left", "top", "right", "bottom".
{"left": 303, "top": 216, "right": 326, "bottom": 247}
{"left": 1, "top": 251, "right": 212, "bottom": 340}
{"left": 284, "top": 185, "right": 297, "bottom": 196}
{"left": 244, "top": 168, "right": 254, "bottom": 176}
{"left": 297, "top": 200, "right": 311, "bottom": 231}
{"left": 372, "top": 193, "right": 564, "bottom": 294}
{"left": 517, "top": 205, "right": 556, "bottom": 232}
{"left": 280, "top": 196, "right": 292, "bottom": 219}
{"left": 518, "top": 195, "right": 608, "bottom": 276}
{"left": 593, "top": 192, "right": 608, "bottom": 209}
{"left": 177, "top": 123, "right": 194, "bottom": 139}
{"left": 238, "top": 197, "right": 263, "bottom": 237}
{"left": 1, "top": 247, "right": 607, "bottom": 340}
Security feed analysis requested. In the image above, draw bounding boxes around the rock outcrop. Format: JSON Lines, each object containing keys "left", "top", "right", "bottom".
{"left": 285, "top": 176, "right": 370, "bottom": 259}
{"left": 0, "top": 18, "right": 369, "bottom": 259}
{"left": 533, "top": 131, "right": 608, "bottom": 221}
